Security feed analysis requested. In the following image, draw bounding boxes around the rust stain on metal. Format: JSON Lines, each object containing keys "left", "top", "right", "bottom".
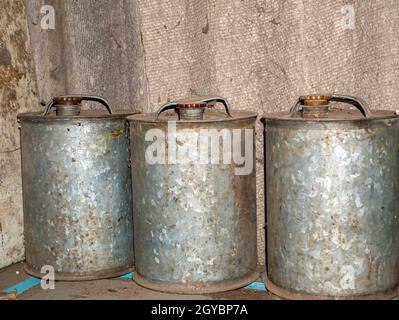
{"left": 111, "top": 129, "right": 125, "bottom": 138}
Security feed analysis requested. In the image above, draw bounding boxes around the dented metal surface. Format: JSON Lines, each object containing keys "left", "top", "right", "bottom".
{"left": 264, "top": 96, "right": 399, "bottom": 298}
{"left": 18, "top": 100, "right": 135, "bottom": 280}
{"left": 128, "top": 97, "right": 259, "bottom": 293}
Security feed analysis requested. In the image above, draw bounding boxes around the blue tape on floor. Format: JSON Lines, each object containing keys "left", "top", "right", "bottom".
{"left": 245, "top": 281, "right": 267, "bottom": 291}
{"left": 3, "top": 276, "right": 41, "bottom": 295}
{"left": 2, "top": 272, "right": 266, "bottom": 297}
{"left": 120, "top": 272, "right": 133, "bottom": 279}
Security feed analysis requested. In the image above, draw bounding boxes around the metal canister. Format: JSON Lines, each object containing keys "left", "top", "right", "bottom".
{"left": 128, "top": 96, "right": 259, "bottom": 294}
{"left": 263, "top": 95, "right": 399, "bottom": 299}
{"left": 18, "top": 95, "right": 135, "bottom": 280}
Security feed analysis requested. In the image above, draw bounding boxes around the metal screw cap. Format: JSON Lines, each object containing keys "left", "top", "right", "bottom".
{"left": 175, "top": 97, "right": 207, "bottom": 108}
{"left": 53, "top": 96, "right": 83, "bottom": 105}
{"left": 299, "top": 95, "right": 331, "bottom": 106}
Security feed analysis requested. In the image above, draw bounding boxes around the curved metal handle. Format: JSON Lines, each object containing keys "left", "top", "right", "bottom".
{"left": 289, "top": 94, "right": 372, "bottom": 118}
{"left": 155, "top": 96, "right": 232, "bottom": 120}
{"left": 42, "top": 94, "right": 113, "bottom": 116}
{"left": 330, "top": 95, "right": 372, "bottom": 118}
{"left": 201, "top": 96, "right": 232, "bottom": 117}
{"left": 155, "top": 101, "right": 178, "bottom": 119}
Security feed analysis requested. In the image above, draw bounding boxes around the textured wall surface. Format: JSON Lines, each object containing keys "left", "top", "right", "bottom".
{"left": 24, "top": 0, "right": 399, "bottom": 266}
{"left": 26, "top": 0, "right": 148, "bottom": 110}
{"left": 0, "top": 0, "right": 39, "bottom": 269}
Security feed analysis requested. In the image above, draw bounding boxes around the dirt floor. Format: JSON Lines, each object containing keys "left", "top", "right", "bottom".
{"left": 0, "top": 263, "right": 276, "bottom": 300}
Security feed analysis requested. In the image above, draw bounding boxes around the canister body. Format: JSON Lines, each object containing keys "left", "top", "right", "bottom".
{"left": 19, "top": 114, "right": 134, "bottom": 280}
{"left": 129, "top": 111, "right": 258, "bottom": 293}
{"left": 265, "top": 118, "right": 399, "bottom": 298}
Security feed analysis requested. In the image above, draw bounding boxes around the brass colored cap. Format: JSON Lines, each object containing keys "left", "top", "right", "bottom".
{"left": 54, "top": 96, "right": 83, "bottom": 105}
{"left": 300, "top": 95, "right": 331, "bottom": 106}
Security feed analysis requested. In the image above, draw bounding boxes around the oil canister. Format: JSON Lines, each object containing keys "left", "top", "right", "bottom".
{"left": 263, "top": 95, "right": 399, "bottom": 299}
{"left": 18, "top": 95, "right": 135, "bottom": 280}
{"left": 128, "top": 96, "right": 259, "bottom": 294}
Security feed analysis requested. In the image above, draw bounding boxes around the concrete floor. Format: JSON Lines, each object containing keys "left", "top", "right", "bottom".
{"left": 0, "top": 263, "right": 275, "bottom": 300}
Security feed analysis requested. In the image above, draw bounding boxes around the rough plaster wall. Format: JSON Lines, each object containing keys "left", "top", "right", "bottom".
{"left": 27, "top": 0, "right": 399, "bottom": 265}
{"left": 0, "top": 0, "right": 39, "bottom": 269}
{"left": 26, "top": 0, "right": 148, "bottom": 110}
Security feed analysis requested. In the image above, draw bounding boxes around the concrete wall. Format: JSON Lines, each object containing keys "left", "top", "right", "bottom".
{"left": 0, "top": 0, "right": 39, "bottom": 269}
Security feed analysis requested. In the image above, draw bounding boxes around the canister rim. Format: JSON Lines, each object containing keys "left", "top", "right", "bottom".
{"left": 263, "top": 109, "right": 398, "bottom": 122}
{"left": 127, "top": 110, "right": 258, "bottom": 123}
{"left": 17, "top": 110, "right": 137, "bottom": 121}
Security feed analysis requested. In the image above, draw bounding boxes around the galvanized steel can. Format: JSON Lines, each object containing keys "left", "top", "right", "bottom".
{"left": 128, "top": 96, "right": 259, "bottom": 294}
{"left": 18, "top": 95, "right": 135, "bottom": 280}
{"left": 263, "top": 95, "right": 399, "bottom": 299}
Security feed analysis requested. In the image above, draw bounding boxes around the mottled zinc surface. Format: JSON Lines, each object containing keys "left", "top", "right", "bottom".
{"left": 19, "top": 116, "right": 134, "bottom": 279}
{"left": 265, "top": 116, "right": 399, "bottom": 297}
{"left": 129, "top": 111, "right": 258, "bottom": 293}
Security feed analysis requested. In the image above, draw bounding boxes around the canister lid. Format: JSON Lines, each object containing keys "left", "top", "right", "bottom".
{"left": 127, "top": 110, "right": 257, "bottom": 123}
{"left": 264, "top": 94, "right": 398, "bottom": 121}
{"left": 127, "top": 96, "right": 257, "bottom": 123}
{"left": 17, "top": 110, "right": 135, "bottom": 121}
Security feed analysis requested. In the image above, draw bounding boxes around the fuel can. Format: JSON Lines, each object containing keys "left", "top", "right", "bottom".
{"left": 18, "top": 95, "right": 135, "bottom": 280}
{"left": 128, "top": 96, "right": 259, "bottom": 293}
{"left": 263, "top": 95, "right": 399, "bottom": 299}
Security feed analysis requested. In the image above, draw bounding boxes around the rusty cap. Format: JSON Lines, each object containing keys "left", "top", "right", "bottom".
{"left": 53, "top": 96, "right": 83, "bottom": 105}
{"left": 176, "top": 103, "right": 207, "bottom": 108}
{"left": 299, "top": 95, "right": 332, "bottom": 106}
{"left": 175, "top": 97, "right": 207, "bottom": 108}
